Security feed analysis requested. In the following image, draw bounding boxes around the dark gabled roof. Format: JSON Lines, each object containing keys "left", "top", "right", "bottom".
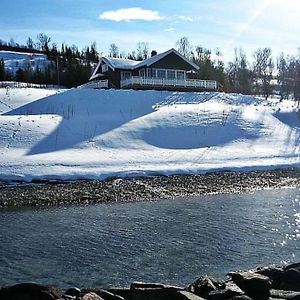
{"left": 134, "top": 48, "right": 199, "bottom": 70}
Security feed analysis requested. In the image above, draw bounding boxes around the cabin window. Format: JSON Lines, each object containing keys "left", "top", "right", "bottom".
{"left": 139, "top": 69, "right": 145, "bottom": 77}
{"left": 167, "top": 70, "right": 176, "bottom": 79}
{"left": 146, "top": 68, "right": 152, "bottom": 77}
{"left": 176, "top": 70, "right": 185, "bottom": 80}
{"left": 157, "top": 69, "right": 166, "bottom": 79}
{"left": 121, "top": 71, "right": 132, "bottom": 80}
{"left": 102, "top": 64, "right": 108, "bottom": 73}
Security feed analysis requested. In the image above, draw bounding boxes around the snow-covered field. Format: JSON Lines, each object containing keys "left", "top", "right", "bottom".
{"left": 0, "top": 50, "right": 49, "bottom": 74}
{"left": 0, "top": 87, "right": 299, "bottom": 182}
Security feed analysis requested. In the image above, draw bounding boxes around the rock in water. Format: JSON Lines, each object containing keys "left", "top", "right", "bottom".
{"left": 229, "top": 271, "right": 271, "bottom": 299}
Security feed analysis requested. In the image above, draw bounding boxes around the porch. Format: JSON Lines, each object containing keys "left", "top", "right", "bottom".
{"left": 78, "top": 80, "right": 109, "bottom": 89}
{"left": 120, "top": 76, "right": 219, "bottom": 91}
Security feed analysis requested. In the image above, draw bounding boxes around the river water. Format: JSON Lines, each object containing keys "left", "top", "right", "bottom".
{"left": 1, "top": 188, "right": 300, "bottom": 289}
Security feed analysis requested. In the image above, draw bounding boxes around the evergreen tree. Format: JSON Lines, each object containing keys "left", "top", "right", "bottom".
{"left": 0, "top": 58, "right": 5, "bottom": 81}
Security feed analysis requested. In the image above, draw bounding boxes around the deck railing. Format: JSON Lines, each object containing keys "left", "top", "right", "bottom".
{"left": 120, "top": 77, "right": 218, "bottom": 90}
{"left": 78, "top": 80, "right": 109, "bottom": 89}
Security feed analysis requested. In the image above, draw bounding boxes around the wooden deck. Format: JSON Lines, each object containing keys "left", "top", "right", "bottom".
{"left": 120, "top": 77, "right": 219, "bottom": 91}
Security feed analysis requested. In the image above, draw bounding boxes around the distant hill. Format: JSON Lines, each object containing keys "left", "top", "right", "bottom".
{"left": 0, "top": 50, "right": 50, "bottom": 75}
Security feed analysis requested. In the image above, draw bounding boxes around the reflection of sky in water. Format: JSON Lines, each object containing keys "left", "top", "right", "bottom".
{"left": 272, "top": 193, "right": 300, "bottom": 257}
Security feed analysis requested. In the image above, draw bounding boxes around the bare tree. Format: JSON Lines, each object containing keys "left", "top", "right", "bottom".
{"left": 253, "top": 48, "right": 274, "bottom": 99}
{"left": 176, "top": 36, "right": 192, "bottom": 59}
{"left": 136, "top": 42, "right": 149, "bottom": 60}
{"left": 227, "top": 48, "right": 252, "bottom": 94}
{"left": 26, "top": 37, "right": 34, "bottom": 49}
{"left": 37, "top": 33, "right": 51, "bottom": 52}
{"left": 109, "top": 43, "right": 119, "bottom": 58}
{"left": 277, "top": 53, "right": 289, "bottom": 100}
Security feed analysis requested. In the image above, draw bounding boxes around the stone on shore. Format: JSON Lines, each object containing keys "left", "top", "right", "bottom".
{"left": 0, "top": 283, "right": 61, "bottom": 300}
{"left": 270, "top": 289, "right": 300, "bottom": 300}
{"left": 82, "top": 292, "right": 104, "bottom": 300}
{"left": 278, "top": 269, "right": 300, "bottom": 292}
{"left": 207, "top": 281, "right": 244, "bottom": 300}
{"left": 228, "top": 271, "right": 271, "bottom": 299}
{"left": 186, "top": 275, "right": 220, "bottom": 298}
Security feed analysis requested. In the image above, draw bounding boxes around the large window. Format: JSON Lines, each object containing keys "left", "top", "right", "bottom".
{"left": 157, "top": 69, "right": 166, "bottom": 79}
{"left": 167, "top": 70, "right": 176, "bottom": 79}
{"left": 139, "top": 69, "right": 145, "bottom": 77}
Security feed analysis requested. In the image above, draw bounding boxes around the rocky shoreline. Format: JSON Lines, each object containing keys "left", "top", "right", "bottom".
{"left": 0, "top": 168, "right": 300, "bottom": 209}
{"left": 1, "top": 262, "right": 300, "bottom": 300}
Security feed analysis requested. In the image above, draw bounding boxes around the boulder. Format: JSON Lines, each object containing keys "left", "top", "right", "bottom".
{"left": 278, "top": 269, "right": 300, "bottom": 291}
{"left": 256, "top": 267, "right": 284, "bottom": 289}
{"left": 285, "top": 263, "right": 300, "bottom": 272}
{"left": 81, "top": 289, "right": 124, "bottom": 300}
{"left": 82, "top": 292, "right": 104, "bottom": 300}
{"left": 110, "top": 286, "right": 202, "bottom": 300}
{"left": 0, "top": 283, "right": 61, "bottom": 300}
{"left": 229, "top": 271, "right": 271, "bottom": 299}
{"left": 177, "top": 290, "right": 206, "bottom": 300}
{"left": 208, "top": 281, "right": 244, "bottom": 300}
{"left": 270, "top": 289, "right": 300, "bottom": 300}
{"left": 229, "top": 296, "right": 253, "bottom": 300}
{"left": 186, "top": 276, "right": 218, "bottom": 298}
{"left": 65, "top": 287, "right": 81, "bottom": 297}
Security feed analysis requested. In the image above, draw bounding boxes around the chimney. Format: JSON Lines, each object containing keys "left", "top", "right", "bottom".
{"left": 151, "top": 50, "right": 157, "bottom": 57}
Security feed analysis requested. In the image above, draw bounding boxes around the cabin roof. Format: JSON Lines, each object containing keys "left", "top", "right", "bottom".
{"left": 134, "top": 48, "right": 199, "bottom": 70}
{"left": 102, "top": 57, "right": 140, "bottom": 70}
{"left": 90, "top": 48, "right": 199, "bottom": 80}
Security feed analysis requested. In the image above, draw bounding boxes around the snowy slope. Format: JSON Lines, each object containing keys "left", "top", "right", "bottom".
{"left": 0, "top": 50, "right": 50, "bottom": 74}
{"left": 0, "top": 87, "right": 299, "bottom": 182}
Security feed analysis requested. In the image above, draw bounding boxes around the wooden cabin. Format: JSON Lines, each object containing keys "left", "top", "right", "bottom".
{"left": 84, "top": 48, "right": 220, "bottom": 91}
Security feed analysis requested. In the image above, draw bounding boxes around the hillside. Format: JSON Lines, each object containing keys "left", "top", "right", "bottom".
{"left": 0, "top": 50, "right": 50, "bottom": 74}
{"left": 0, "top": 87, "right": 299, "bottom": 182}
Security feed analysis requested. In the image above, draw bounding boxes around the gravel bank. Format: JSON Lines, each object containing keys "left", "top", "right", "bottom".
{"left": 0, "top": 168, "right": 300, "bottom": 209}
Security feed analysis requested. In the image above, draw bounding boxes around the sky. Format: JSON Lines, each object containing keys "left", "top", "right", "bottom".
{"left": 1, "top": 0, "right": 300, "bottom": 60}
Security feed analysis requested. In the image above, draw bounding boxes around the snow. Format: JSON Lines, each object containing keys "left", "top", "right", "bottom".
{"left": 0, "top": 86, "right": 299, "bottom": 182}
{"left": 103, "top": 57, "right": 140, "bottom": 69}
{"left": 0, "top": 50, "right": 50, "bottom": 74}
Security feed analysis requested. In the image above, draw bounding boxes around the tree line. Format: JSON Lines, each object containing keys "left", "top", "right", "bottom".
{"left": 1, "top": 34, "right": 300, "bottom": 100}
{"left": 0, "top": 34, "right": 98, "bottom": 88}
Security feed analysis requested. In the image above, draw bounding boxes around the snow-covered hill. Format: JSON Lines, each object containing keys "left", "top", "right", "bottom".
{"left": 0, "top": 87, "right": 299, "bottom": 182}
{"left": 0, "top": 50, "right": 50, "bottom": 74}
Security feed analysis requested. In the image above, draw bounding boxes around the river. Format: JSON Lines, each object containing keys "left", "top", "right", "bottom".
{"left": 1, "top": 188, "right": 299, "bottom": 289}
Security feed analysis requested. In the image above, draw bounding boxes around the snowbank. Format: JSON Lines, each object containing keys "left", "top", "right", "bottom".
{"left": 0, "top": 87, "right": 299, "bottom": 182}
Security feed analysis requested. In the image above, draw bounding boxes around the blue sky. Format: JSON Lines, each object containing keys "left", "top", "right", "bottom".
{"left": 1, "top": 0, "right": 299, "bottom": 60}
